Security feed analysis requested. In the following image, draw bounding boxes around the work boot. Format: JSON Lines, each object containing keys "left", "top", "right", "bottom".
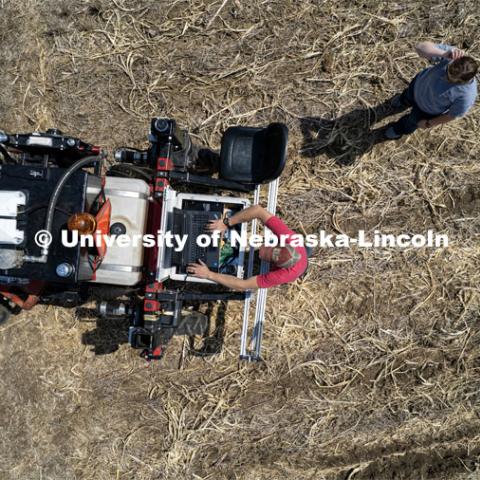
{"left": 384, "top": 126, "right": 402, "bottom": 140}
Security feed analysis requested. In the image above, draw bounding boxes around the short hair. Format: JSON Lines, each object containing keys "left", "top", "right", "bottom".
{"left": 448, "top": 56, "right": 478, "bottom": 83}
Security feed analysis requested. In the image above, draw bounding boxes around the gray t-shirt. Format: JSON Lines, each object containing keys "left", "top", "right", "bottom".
{"left": 414, "top": 44, "right": 477, "bottom": 117}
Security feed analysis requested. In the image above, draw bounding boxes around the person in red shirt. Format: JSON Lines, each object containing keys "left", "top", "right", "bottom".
{"left": 187, "top": 204, "right": 308, "bottom": 290}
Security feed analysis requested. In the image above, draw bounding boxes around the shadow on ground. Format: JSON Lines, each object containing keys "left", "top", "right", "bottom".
{"left": 80, "top": 310, "right": 130, "bottom": 355}
{"left": 299, "top": 96, "right": 407, "bottom": 165}
{"left": 187, "top": 301, "right": 227, "bottom": 357}
{"left": 79, "top": 301, "right": 228, "bottom": 357}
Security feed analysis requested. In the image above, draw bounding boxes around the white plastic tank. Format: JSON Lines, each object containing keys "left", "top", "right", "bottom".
{"left": 89, "top": 177, "right": 150, "bottom": 286}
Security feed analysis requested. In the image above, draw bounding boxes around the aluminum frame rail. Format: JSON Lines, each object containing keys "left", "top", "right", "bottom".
{"left": 239, "top": 178, "right": 279, "bottom": 361}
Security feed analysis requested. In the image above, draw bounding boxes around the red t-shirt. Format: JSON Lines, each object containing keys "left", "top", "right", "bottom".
{"left": 256, "top": 216, "right": 308, "bottom": 289}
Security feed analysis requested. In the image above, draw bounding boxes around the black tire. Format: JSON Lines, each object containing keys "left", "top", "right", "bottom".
{"left": 176, "top": 311, "right": 209, "bottom": 336}
{"left": 0, "top": 304, "right": 11, "bottom": 325}
{"left": 106, "top": 164, "right": 154, "bottom": 181}
{"left": 191, "top": 147, "right": 220, "bottom": 175}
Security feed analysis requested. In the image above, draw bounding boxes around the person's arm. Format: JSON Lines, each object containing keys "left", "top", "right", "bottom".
{"left": 189, "top": 205, "right": 274, "bottom": 287}
{"left": 418, "top": 114, "right": 455, "bottom": 129}
{"left": 415, "top": 42, "right": 464, "bottom": 61}
{"left": 187, "top": 260, "right": 259, "bottom": 290}
{"left": 206, "top": 204, "right": 273, "bottom": 233}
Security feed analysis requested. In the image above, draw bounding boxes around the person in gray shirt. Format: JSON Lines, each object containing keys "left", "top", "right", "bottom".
{"left": 385, "top": 42, "right": 478, "bottom": 139}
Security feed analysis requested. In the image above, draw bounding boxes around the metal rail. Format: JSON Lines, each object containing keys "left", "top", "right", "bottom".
{"left": 239, "top": 178, "right": 279, "bottom": 361}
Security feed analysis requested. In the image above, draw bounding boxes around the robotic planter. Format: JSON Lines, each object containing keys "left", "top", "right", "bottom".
{"left": 0, "top": 119, "right": 288, "bottom": 361}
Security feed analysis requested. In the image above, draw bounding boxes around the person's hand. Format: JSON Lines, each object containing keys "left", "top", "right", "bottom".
{"left": 206, "top": 218, "right": 227, "bottom": 234}
{"left": 418, "top": 119, "right": 431, "bottom": 129}
{"left": 187, "top": 260, "right": 211, "bottom": 279}
{"left": 446, "top": 48, "right": 465, "bottom": 60}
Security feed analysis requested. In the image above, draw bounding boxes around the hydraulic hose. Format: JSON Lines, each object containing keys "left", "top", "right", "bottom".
{"left": 25, "top": 155, "right": 101, "bottom": 263}
{"left": 44, "top": 155, "right": 100, "bottom": 250}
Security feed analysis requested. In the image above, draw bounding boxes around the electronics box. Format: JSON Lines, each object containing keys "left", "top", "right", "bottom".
{"left": 156, "top": 187, "right": 250, "bottom": 283}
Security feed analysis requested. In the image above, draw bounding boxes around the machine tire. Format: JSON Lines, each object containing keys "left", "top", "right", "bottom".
{"left": 176, "top": 311, "right": 209, "bottom": 336}
{"left": 106, "top": 164, "right": 154, "bottom": 182}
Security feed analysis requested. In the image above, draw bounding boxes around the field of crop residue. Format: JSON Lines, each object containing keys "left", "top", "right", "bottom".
{"left": 1, "top": 1, "right": 480, "bottom": 479}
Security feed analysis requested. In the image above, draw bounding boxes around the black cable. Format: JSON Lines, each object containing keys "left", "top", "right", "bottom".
{"left": 88, "top": 187, "right": 107, "bottom": 215}
{"left": 21, "top": 204, "right": 71, "bottom": 216}
{"left": 44, "top": 156, "right": 100, "bottom": 252}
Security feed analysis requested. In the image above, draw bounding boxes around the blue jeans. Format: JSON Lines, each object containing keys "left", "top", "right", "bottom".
{"left": 392, "top": 76, "right": 437, "bottom": 136}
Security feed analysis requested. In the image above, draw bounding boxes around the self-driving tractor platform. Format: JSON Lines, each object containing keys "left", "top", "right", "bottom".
{"left": 0, "top": 119, "right": 288, "bottom": 361}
